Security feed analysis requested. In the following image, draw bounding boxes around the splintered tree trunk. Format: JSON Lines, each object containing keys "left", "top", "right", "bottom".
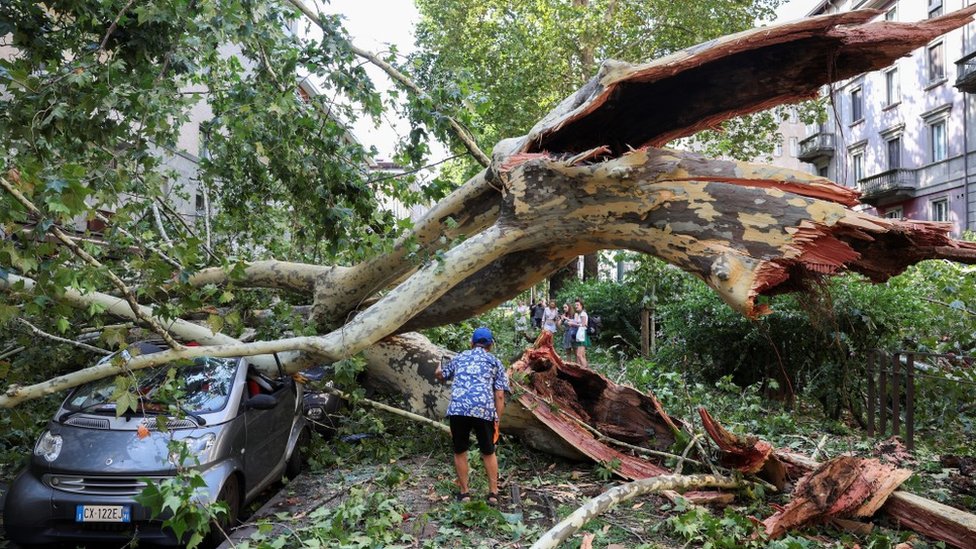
{"left": 6, "top": 8, "right": 976, "bottom": 473}
{"left": 506, "top": 332, "right": 681, "bottom": 478}
{"left": 360, "top": 331, "right": 683, "bottom": 467}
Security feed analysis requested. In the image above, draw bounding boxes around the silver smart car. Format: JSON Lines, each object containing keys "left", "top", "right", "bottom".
{"left": 3, "top": 341, "right": 308, "bottom": 546}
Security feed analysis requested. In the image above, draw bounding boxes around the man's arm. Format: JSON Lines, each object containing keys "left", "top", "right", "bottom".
{"left": 436, "top": 355, "right": 453, "bottom": 383}
{"left": 494, "top": 389, "right": 505, "bottom": 420}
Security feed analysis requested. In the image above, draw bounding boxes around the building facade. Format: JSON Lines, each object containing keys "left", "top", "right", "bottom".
{"left": 797, "top": 0, "right": 976, "bottom": 236}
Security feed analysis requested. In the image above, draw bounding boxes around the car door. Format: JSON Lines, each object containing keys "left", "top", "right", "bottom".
{"left": 243, "top": 369, "right": 297, "bottom": 490}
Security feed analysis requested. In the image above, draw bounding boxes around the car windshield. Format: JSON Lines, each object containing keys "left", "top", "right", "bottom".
{"left": 65, "top": 357, "right": 240, "bottom": 415}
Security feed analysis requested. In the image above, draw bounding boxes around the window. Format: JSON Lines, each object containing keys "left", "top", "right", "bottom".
{"left": 885, "top": 207, "right": 903, "bottom": 219}
{"left": 789, "top": 137, "right": 798, "bottom": 157}
{"left": 930, "top": 120, "right": 948, "bottom": 162}
{"left": 195, "top": 193, "right": 205, "bottom": 213}
{"left": 773, "top": 138, "right": 783, "bottom": 157}
{"left": 788, "top": 108, "right": 799, "bottom": 124}
{"left": 850, "top": 88, "right": 863, "bottom": 123}
{"left": 885, "top": 68, "right": 900, "bottom": 106}
{"left": 817, "top": 165, "right": 829, "bottom": 178}
{"left": 931, "top": 198, "right": 949, "bottom": 222}
{"left": 885, "top": 6, "right": 897, "bottom": 21}
{"left": 886, "top": 137, "right": 901, "bottom": 169}
{"left": 929, "top": 0, "right": 943, "bottom": 18}
{"left": 851, "top": 151, "right": 864, "bottom": 186}
{"left": 928, "top": 42, "right": 945, "bottom": 83}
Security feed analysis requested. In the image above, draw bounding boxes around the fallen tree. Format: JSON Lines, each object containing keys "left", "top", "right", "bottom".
{"left": 2, "top": 7, "right": 976, "bottom": 529}
{"left": 5, "top": 4, "right": 976, "bottom": 546}
{"left": 5, "top": 7, "right": 976, "bottom": 412}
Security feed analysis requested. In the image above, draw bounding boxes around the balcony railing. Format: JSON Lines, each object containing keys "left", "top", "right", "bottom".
{"left": 955, "top": 50, "right": 976, "bottom": 93}
{"left": 797, "top": 133, "right": 835, "bottom": 162}
{"left": 858, "top": 168, "right": 917, "bottom": 205}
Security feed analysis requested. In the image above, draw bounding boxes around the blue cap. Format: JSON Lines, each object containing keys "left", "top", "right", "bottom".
{"left": 472, "top": 327, "right": 494, "bottom": 345}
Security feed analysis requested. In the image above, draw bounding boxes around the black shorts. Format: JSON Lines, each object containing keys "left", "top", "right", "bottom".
{"left": 449, "top": 415, "right": 496, "bottom": 455}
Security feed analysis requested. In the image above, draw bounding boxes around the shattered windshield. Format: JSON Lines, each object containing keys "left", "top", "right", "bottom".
{"left": 65, "top": 357, "right": 240, "bottom": 415}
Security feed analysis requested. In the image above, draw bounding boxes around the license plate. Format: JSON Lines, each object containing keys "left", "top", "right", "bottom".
{"left": 75, "top": 505, "right": 131, "bottom": 523}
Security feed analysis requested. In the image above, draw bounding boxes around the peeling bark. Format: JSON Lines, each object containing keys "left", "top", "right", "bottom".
{"left": 761, "top": 456, "right": 912, "bottom": 539}
{"left": 520, "top": 9, "right": 976, "bottom": 157}
{"left": 508, "top": 332, "right": 679, "bottom": 479}
{"left": 189, "top": 261, "right": 336, "bottom": 294}
{"left": 699, "top": 407, "right": 786, "bottom": 487}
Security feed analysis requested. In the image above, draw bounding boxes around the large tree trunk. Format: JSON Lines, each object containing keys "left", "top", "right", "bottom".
{"left": 6, "top": 8, "right": 976, "bottom": 438}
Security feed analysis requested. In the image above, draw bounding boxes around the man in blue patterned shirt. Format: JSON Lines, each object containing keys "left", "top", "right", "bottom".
{"left": 435, "top": 327, "right": 510, "bottom": 504}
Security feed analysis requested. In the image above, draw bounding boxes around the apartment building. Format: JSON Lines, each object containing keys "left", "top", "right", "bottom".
{"left": 797, "top": 0, "right": 976, "bottom": 236}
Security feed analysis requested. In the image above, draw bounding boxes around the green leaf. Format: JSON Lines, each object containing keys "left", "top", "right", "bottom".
{"left": 0, "top": 304, "right": 18, "bottom": 325}
{"left": 206, "top": 314, "right": 224, "bottom": 334}
{"left": 114, "top": 391, "right": 137, "bottom": 417}
{"left": 101, "top": 326, "right": 129, "bottom": 348}
{"left": 156, "top": 414, "right": 169, "bottom": 434}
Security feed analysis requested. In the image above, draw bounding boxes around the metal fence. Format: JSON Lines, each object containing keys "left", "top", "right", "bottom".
{"left": 864, "top": 350, "right": 975, "bottom": 451}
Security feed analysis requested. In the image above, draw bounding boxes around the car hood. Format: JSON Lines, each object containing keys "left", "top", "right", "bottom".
{"left": 39, "top": 421, "right": 227, "bottom": 476}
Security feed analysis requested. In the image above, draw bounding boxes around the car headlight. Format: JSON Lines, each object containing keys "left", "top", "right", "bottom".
{"left": 34, "top": 431, "right": 63, "bottom": 462}
{"left": 169, "top": 433, "right": 216, "bottom": 466}
{"left": 306, "top": 407, "right": 324, "bottom": 420}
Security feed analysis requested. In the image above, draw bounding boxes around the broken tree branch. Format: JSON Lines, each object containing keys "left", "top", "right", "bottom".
{"left": 0, "top": 347, "right": 26, "bottom": 361}
{"left": 319, "top": 385, "right": 450, "bottom": 435}
{"left": 762, "top": 456, "right": 912, "bottom": 539}
{"left": 14, "top": 318, "right": 111, "bottom": 356}
{"left": 530, "top": 474, "right": 742, "bottom": 549}
{"left": 98, "top": 209, "right": 181, "bottom": 270}
{"left": 188, "top": 261, "right": 335, "bottom": 294}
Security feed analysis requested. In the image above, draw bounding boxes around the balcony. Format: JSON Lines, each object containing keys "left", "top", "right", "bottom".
{"left": 955, "top": 50, "right": 976, "bottom": 93}
{"left": 797, "top": 133, "right": 835, "bottom": 162}
{"left": 858, "top": 168, "right": 917, "bottom": 207}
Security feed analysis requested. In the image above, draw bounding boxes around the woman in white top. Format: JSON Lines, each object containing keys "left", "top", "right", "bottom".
{"left": 542, "top": 300, "right": 559, "bottom": 333}
{"left": 570, "top": 299, "right": 590, "bottom": 368}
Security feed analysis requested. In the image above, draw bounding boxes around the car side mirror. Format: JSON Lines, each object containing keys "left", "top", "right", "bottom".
{"left": 245, "top": 394, "right": 278, "bottom": 410}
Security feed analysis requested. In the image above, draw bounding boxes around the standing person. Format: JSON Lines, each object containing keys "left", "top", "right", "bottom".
{"left": 532, "top": 300, "right": 545, "bottom": 329}
{"left": 570, "top": 299, "right": 590, "bottom": 368}
{"left": 542, "top": 300, "right": 559, "bottom": 333}
{"left": 560, "top": 303, "right": 575, "bottom": 358}
{"left": 435, "top": 327, "right": 510, "bottom": 505}
{"left": 514, "top": 301, "right": 530, "bottom": 342}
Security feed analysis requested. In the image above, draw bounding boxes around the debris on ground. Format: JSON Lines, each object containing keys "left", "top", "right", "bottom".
{"left": 760, "top": 456, "right": 911, "bottom": 538}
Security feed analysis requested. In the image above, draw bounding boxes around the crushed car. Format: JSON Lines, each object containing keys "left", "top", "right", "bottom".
{"left": 3, "top": 341, "right": 308, "bottom": 547}
{"left": 300, "top": 365, "right": 343, "bottom": 438}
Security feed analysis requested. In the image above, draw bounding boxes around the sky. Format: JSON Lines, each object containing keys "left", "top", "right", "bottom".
{"left": 319, "top": 0, "right": 817, "bottom": 160}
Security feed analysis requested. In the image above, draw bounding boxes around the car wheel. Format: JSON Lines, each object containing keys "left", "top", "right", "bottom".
{"left": 286, "top": 427, "right": 310, "bottom": 479}
{"left": 207, "top": 475, "right": 241, "bottom": 548}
